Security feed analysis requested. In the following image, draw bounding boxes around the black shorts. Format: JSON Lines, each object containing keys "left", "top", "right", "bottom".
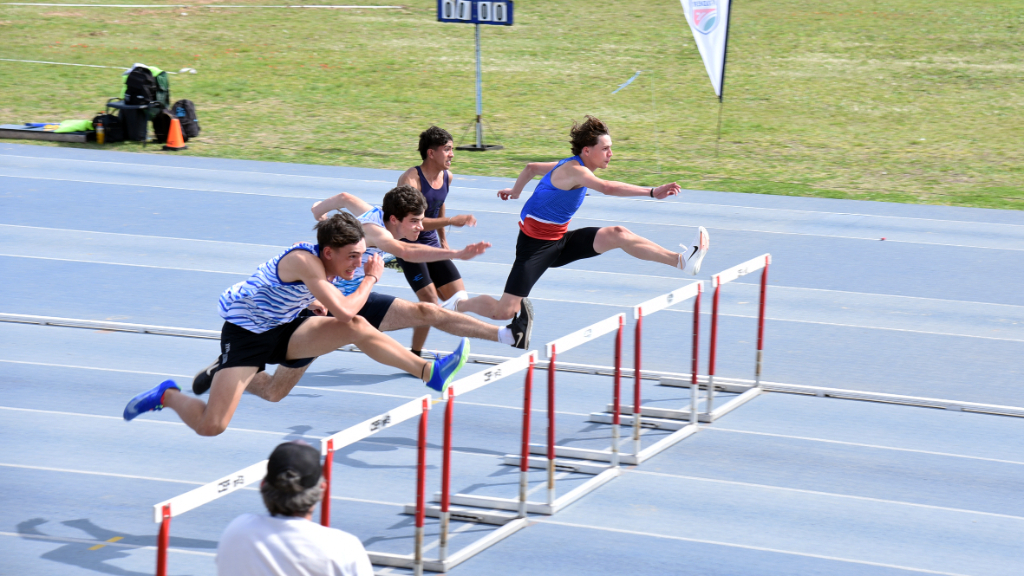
{"left": 503, "top": 227, "right": 601, "bottom": 297}
{"left": 396, "top": 258, "right": 462, "bottom": 293}
{"left": 358, "top": 292, "right": 397, "bottom": 329}
{"left": 219, "top": 313, "right": 316, "bottom": 373}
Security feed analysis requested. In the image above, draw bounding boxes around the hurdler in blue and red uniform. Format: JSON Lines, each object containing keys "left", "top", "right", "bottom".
{"left": 458, "top": 115, "right": 710, "bottom": 324}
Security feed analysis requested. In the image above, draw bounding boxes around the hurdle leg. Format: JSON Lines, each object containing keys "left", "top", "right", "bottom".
{"left": 707, "top": 283, "right": 719, "bottom": 415}
{"left": 414, "top": 398, "right": 428, "bottom": 576}
{"left": 756, "top": 259, "right": 770, "bottom": 387}
{"left": 519, "top": 358, "right": 534, "bottom": 518}
{"left": 439, "top": 389, "right": 455, "bottom": 561}
{"left": 690, "top": 287, "right": 701, "bottom": 426}
{"left": 547, "top": 347, "right": 557, "bottom": 507}
{"left": 612, "top": 318, "right": 623, "bottom": 468}
{"left": 156, "top": 504, "right": 170, "bottom": 576}
{"left": 633, "top": 311, "right": 643, "bottom": 455}
{"left": 320, "top": 440, "right": 334, "bottom": 527}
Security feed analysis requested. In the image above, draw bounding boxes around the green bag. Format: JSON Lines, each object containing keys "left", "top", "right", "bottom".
{"left": 53, "top": 119, "right": 94, "bottom": 133}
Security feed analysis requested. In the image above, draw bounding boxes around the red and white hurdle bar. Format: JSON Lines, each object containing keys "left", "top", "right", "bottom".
{"left": 504, "top": 313, "right": 626, "bottom": 504}
{"left": 150, "top": 394, "right": 431, "bottom": 576}
{"left": 402, "top": 352, "right": 535, "bottom": 573}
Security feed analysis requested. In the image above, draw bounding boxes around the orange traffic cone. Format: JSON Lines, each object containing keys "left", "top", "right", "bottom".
{"left": 162, "top": 118, "right": 188, "bottom": 151}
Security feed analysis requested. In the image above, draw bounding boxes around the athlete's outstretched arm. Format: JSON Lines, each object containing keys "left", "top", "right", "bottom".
{"left": 497, "top": 162, "right": 559, "bottom": 200}
{"left": 365, "top": 222, "right": 490, "bottom": 263}
{"left": 312, "top": 193, "right": 374, "bottom": 221}
{"left": 570, "top": 166, "right": 681, "bottom": 199}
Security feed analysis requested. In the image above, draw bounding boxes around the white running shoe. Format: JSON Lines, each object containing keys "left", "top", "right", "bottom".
{"left": 679, "top": 226, "right": 710, "bottom": 276}
{"left": 440, "top": 290, "right": 469, "bottom": 312}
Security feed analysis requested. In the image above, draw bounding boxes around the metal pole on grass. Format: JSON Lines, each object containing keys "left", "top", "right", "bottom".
{"left": 474, "top": 23, "right": 483, "bottom": 148}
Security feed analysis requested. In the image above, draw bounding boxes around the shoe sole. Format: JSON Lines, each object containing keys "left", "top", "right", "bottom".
{"left": 440, "top": 339, "right": 470, "bottom": 393}
{"left": 192, "top": 360, "right": 219, "bottom": 395}
{"left": 518, "top": 298, "right": 534, "bottom": 349}
{"left": 687, "top": 227, "right": 710, "bottom": 276}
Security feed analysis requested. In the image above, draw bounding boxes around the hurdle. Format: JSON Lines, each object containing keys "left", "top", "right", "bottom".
{"left": 150, "top": 394, "right": 431, "bottom": 576}
{"left": 400, "top": 352, "right": 536, "bottom": 572}
{"left": 501, "top": 313, "right": 626, "bottom": 501}
{"left": 583, "top": 281, "right": 705, "bottom": 462}
{"left": 659, "top": 254, "right": 771, "bottom": 422}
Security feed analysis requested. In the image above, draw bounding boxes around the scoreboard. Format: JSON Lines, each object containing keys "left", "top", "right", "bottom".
{"left": 438, "top": 0, "right": 513, "bottom": 25}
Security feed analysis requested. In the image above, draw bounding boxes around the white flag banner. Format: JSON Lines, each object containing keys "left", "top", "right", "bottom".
{"left": 680, "top": 0, "right": 732, "bottom": 98}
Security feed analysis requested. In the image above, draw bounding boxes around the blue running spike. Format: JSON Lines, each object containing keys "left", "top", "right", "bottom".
{"left": 426, "top": 338, "right": 469, "bottom": 394}
{"left": 124, "top": 379, "right": 180, "bottom": 421}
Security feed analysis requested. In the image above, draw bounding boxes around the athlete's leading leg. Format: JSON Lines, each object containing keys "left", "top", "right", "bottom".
{"left": 162, "top": 366, "right": 258, "bottom": 436}
{"left": 287, "top": 315, "right": 431, "bottom": 380}
{"left": 593, "top": 225, "right": 709, "bottom": 274}
{"left": 379, "top": 297, "right": 498, "bottom": 341}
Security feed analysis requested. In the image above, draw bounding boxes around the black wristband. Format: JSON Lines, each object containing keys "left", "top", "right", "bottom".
{"left": 649, "top": 188, "right": 655, "bottom": 198}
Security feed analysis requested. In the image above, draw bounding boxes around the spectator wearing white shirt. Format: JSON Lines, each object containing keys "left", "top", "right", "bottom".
{"left": 217, "top": 441, "right": 373, "bottom": 576}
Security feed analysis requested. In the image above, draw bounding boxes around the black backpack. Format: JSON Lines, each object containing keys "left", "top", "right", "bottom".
{"left": 171, "top": 99, "right": 200, "bottom": 140}
{"left": 124, "top": 67, "right": 157, "bottom": 107}
{"left": 151, "top": 107, "right": 174, "bottom": 143}
{"left": 91, "top": 112, "right": 125, "bottom": 143}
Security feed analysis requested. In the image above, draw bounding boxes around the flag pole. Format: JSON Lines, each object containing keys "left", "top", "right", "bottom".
{"left": 715, "top": 0, "right": 734, "bottom": 158}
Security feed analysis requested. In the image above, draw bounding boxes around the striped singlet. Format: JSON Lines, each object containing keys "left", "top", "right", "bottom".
{"left": 218, "top": 243, "right": 322, "bottom": 334}
{"left": 519, "top": 156, "right": 589, "bottom": 241}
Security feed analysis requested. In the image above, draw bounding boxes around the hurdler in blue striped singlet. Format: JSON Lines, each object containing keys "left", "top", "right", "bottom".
{"left": 218, "top": 243, "right": 322, "bottom": 334}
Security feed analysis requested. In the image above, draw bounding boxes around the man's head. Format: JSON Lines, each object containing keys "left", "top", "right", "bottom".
{"left": 570, "top": 116, "right": 613, "bottom": 169}
{"left": 260, "top": 441, "right": 324, "bottom": 518}
{"left": 382, "top": 185, "right": 427, "bottom": 241}
{"left": 418, "top": 126, "right": 454, "bottom": 169}
{"left": 313, "top": 212, "right": 366, "bottom": 280}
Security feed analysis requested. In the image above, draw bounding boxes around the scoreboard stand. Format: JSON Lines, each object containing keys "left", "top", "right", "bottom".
{"left": 438, "top": 0, "right": 513, "bottom": 151}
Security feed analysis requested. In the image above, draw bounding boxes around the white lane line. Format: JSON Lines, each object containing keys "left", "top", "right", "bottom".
{"left": 5, "top": 154, "right": 1021, "bottom": 229}
{"left": 730, "top": 281, "right": 1024, "bottom": 310}
{"left": 0, "top": 530, "right": 216, "bottom": 556}
{"left": 0, "top": 223, "right": 284, "bottom": 248}
{"left": 0, "top": 405, "right": 296, "bottom": 437}
{"left": 0, "top": 252, "right": 250, "bottom": 275}
{"left": 631, "top": 469, "right": 1024, "bottom": 521}
{"left": 4, "top": 175, "right": 1023, "bottom": 251}
{"left": 534, "top": 519, "right": 975, "bottom": 576}
{"left": 0, "top": 358, "right": 192, "bottom": 377}
{"left": 0, "top": 463, "right": 404, "bottom": 507}
{"left": 708, "top": 428, "right": 1024, "bottom": 466}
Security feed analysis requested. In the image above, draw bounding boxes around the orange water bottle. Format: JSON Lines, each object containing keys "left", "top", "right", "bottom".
{"left": 96, "top": 119, "right": 105, "bottom": 145}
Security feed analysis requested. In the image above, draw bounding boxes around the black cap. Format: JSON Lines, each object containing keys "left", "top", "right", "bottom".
{"left": 266, "top": 441, "right": 322, "bottom": 491}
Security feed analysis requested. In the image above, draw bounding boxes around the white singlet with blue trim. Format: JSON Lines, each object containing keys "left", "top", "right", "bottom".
{"left": 332, "top": 207, "right": 391, "bottom": 296}
{"left": 219, "top": 243, "right": 321, "bottom": 333}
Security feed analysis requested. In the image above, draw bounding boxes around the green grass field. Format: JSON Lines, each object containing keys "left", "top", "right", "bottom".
{"left": 1, "top": 0, "right": 1021, "bottom": 208}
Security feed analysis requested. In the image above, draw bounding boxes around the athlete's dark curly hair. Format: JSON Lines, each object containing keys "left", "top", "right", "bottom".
{"left": 314, "top": 212, "right": 364, "bottom": 249}
{"left": 382, "top": 185, "right": 428, "bottom": 223}
{"left": 569, "top": 115, "right": 610, "bottom": 156}
{"left": 418, "top": 126, "right": 454, "bottom": 160}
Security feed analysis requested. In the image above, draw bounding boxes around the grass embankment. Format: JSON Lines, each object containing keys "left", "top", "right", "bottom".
{"left": 1, "top": 0, "right": 1021, "bottom": 208}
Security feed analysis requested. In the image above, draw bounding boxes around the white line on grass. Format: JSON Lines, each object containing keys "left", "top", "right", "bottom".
{"left": 533, "top": 519, "right": 976, "bottom": 576}
{"left": 708, "top": 428, "right": 1024, "bottom": 466}
{"left": 630, "top": 469, "right": 1024, "bottom": 521}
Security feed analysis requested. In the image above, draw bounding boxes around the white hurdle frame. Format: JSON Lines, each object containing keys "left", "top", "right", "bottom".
{"left": 150, "top": 395, "right": 432, "bottom": 576}
{"left": 403, "top": 352, "right": 535, "bottom": 573}
{"left": 507, "top": 314, "right": 625, "bottom": 496}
